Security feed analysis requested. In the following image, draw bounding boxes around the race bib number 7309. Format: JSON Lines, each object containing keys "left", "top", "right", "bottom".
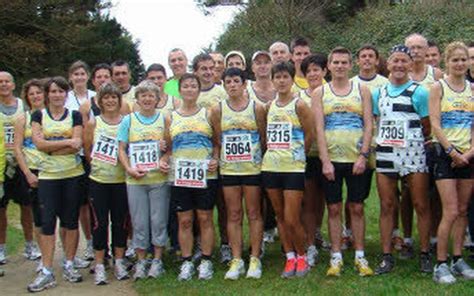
{"left": 376, "top": 120, "right": 407, "bottom": 148}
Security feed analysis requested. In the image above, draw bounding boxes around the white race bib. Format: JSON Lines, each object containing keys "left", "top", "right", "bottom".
{"left": 4, "top": 125, "right": 14, "bottom": 149}
{"left": 129, "top": 141, "right": 159, "bottom": 171}
{"left": 91, "top": 134, "right": 118, "bottom": 165}
{"left": 223, "top": 133, "right": 252, "bottom": 162}
{"left": 267, "top": 122, "right": 292, "bottom": 150}
{"left": 174, "top": 159, "right": 207, "bottom": 188}
{"left": 376, "top": 120, "right": 407, "bottom": 148}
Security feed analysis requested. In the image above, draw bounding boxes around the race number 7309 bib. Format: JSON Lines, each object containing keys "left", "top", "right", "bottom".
{"left": 174, "top": 159, "right": 207, "bottom": 188}
{"left": 4, "top": 124, "right": 14, "bottom": 149}
{"left": 92, "top": 134, "right": 118, "bottom": 165}
{"left": 376, "top": 120, "right": 407, "bottom": 148}
{"left": 267, "top": 122, "right": 292, "bottom": 150}
{"left": 223, "top": 133, "right": 252, "bottom": 162}
{"left": 129, "top": 141, "right": 159, "bottom": 171}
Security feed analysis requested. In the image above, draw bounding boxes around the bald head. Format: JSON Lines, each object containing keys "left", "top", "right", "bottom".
{"left": 405, "top": 34, "right": 428, "bottom": 63}
{"left": 269, "top": 41, "right": 290, "bottom": 64}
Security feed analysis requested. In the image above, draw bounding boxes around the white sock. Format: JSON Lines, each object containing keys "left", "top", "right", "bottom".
{"left": 355, "top": 250, "right": 365, "bottom": 259}
{"left": 286, "top": 252, "right": 295, "bottom": 260}
{"left": 430, "top": 237, "right": 437, "bottom": 244}
{"left": 403, "top": 238, "right": 413, "bottom": 245}
{"left": 87, "top": 239, "right": 92, "bottom": 247}
{"left": 42, "top": 267, "right": 52, "bottom": 275}
{"left": 65, "top": 260, "right": 74, "bottom": 268}
{"left": 331, "top": 252, "right": 342, "bottom": 260}
{"left": 392, "top": 229, "right": 400, "bottom": 238}
{"left": 115, "top": 258, "right": 124, "bottom": 265}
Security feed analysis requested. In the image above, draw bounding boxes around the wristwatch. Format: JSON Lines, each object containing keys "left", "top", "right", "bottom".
{"left": 445, "top": 145, "right": 455, "bottom": 155}
{"left": 360, "top": 151, "right": 370, "bottom": 159}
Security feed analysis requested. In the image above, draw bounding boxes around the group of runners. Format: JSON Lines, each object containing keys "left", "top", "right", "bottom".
{"left": 0, "top": 32, "right": 473, "bottom": 292}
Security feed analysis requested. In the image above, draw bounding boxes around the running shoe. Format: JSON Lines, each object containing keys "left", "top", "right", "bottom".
{"left": 307, "top": 245, "right": 319, "bottom": 267}
{"left": 133, "top": 260, "right": 147, "bottom": 281}
{"left": 420, "top": 253, "right": 433, "bottom": 273}
{"left": 375, "top": 254, "right": 395, "bottom": 275}
{"left": 220, "top": 244, "right": 232, "bottom": 264}
{"left": 224, "top": 258, "right": 245, "bottom": 280}
{"left": 392, "top": 235, "right": 404, "bottom": 251}
{"left": 83, "top": 241, "right": 94, "bottom": 261}
{"left": 433, "top": 263, "right": 456, "bottom": 284}
{"left": 148, "top": 259, "right": 165, "bottom": 278}
{"left": 355, "top": 257, "right": 374, "bottom": 276}
{"left": 315, "top": 231, "right": 331, "bottom": 251}
{"left": 296, "top": 256, "right": 310, "bottom": 277}
{"left": 192, "top": 242, "right": 202, "bottom": 262}
{"left": 114, "top": 260, "right": 130, "bottom": 281}
{"left": 399, "top": 243, "right": 415, "bottom": 260}
{"left": 94, "top": 264, "right": 108, "bottom": 285}
{"left": 451, "top": 258, "right": 474, "bottom": 279}
{"left": 72, "top": 256, "right": 91, "bottom": 269}
{"left": 36, "top": 260, "right": 44, "bottom": 274}
{"left": 263, "top": 228, "right": 277, "bottom": 244}
{"left": 326, "top": 256, "right": 343, "bottom": 277}
{"left": 197, "top": 259, "right": 213, "bottom": 280}
{"left": 24, "top": 242, "right": 42, "bottom": 261}
{"left": 27, "top": 271, "right": 56, "bottom": 293}
{"left": 246, "top": 256, "right": 262, "bottom": 279}
{"left": 0, "top": 247, "right": 6, "bottom": 264}
{"left": 125, "top": 246, "right": 136, "bottom": 260}
{"left": 62, "top": 264, "right": 83, "bottom": 283}
{"left": 281, "top": 258, "right": 297, "bottom": 278}
{"left": 178, "top": 261, "right": 194, "bottom": 281}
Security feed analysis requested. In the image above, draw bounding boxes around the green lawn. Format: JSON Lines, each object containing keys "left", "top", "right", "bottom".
{"left": 5, "top": 205, "right": 26, "bottom": 256}
{"left": 135, "top": 178, "right": 474, "bottom": 295}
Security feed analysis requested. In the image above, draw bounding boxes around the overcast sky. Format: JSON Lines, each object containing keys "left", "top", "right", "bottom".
{"left": 110, "top": 0, "right": 240, "bottom": 71}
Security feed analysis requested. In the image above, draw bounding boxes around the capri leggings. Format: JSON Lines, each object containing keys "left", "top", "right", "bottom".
{"left": 89, "top": 180, "right": 129, "bottom": 251}
{"left": 39, "top": 175, "right": 83, "bottom": 235}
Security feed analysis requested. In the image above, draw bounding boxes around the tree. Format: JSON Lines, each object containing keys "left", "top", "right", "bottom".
{"left": 0, "top": 0, "right": 144, "bottom": 88}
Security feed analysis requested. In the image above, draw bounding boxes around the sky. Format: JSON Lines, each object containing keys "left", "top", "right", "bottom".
{"left": 110, "top": 0, "right": 241, "bottom": 72}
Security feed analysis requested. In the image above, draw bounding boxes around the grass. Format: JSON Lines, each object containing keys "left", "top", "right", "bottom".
{"left": 134, "top": 178, "right": 474, "bottom": 296}
{"left": 5, "top": 204, "right": 26, "bottom": 256}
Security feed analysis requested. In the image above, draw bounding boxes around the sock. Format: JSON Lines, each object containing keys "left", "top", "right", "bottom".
{"left": 437, "top": 260, "right": 448, "bottom": 267}
{"left": 201, "top": 254, "right": 212, "bottom": 261}
{"left": 355, "top": 250, "right": 365, "bottom": 259}
{"left": 403, "top": 238, "right": 413, "bottom": 245}
{"left": 332, "top": 252, "right": 342, "bottom": 260}
{"left": 452, "top": 255, "right": 461, "bottom": 263}
{"left": 430, "top": 237, "right": 437, "bottom": 244}
{"left": 87, "top": 239, "right": 93, "bottom": 247}
{"left": 25, "top": 240, "right": 33, "bottom": 247}
{"left": 392, "top": 229, "right": 400, "bottom": 238}
{"left": 0, "top": 244, "right": 5, "bottom": 250}
{"left": 42, "top": 267, "right": 52, "bottom": 275}
{"left": 152, "top": 258, "right": 162, "bottom": 263}
{"left": 181, "top": 256, "right": 192, "bottom": 262}
{"left": 286, "top": 252, "right": 296, "bottom": 260}
{"left": 65, "top": 260, "right": 74, "bottom": 268}
{"left": 115, "top": 258, "right": 124, "bottom": 265}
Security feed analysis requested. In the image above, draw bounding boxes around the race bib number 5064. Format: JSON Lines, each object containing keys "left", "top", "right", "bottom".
{"left": 174, "top": 159, "right": 207, "bottom": 188}
{"left": 223, "top": 134, "right": 252, "bottom": 162}
{"left": 267, "top": 122, "right": 292, "bottom": 150}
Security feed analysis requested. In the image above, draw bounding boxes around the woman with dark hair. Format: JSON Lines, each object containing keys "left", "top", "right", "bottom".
{"left": 28, "top": 76, "right": 85, "bottom": 292}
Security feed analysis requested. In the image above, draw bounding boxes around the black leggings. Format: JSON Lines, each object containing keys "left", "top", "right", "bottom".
{"left": 39, "top": 175, "right": 83, "bottom": 235}
{"left": 89, "top": 180, "right": 129, "bottom": 251}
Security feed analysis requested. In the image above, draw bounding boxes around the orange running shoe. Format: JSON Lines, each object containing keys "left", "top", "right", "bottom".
{"left": 281, "top": 258, "right": 296, "bottom": 278}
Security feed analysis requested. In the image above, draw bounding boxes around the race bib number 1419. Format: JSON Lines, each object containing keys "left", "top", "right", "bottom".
{"left": 174, "top": 159, "right": 207, "bottom": 188}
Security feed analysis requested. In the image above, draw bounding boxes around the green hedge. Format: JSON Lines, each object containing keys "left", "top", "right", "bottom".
{"left": 215, "top": 1, "right": 474, "bottom": 65}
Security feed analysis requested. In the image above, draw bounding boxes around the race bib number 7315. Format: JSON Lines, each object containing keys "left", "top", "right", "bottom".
{"left": 267, "top": 122, "right": 292, "bottom": 150}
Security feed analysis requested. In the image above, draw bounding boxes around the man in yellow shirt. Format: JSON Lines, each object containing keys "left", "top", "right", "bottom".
{"left": 290, "top": 37, "right": 311, "bottom": 92}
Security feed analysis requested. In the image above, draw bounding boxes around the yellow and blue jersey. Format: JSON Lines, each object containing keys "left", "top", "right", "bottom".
{"left": 262, "top": 97, "right": 306, "bottom": 173}
{"left": 220, "top": 99, "right": 262, "bottom": 175}
{"left": 435, "top": 79, "right": 474, "bottom": 153}
{"left": 322, "top": 82, "right": 364, "bottom": 163}
{"left": 197, "top": 84, "right": 227, "bottom": 109}
{"left": 23, "top": 111, "right": 45, "bottom": 170}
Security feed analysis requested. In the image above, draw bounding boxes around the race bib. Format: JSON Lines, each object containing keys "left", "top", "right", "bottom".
{"left": 91, "top": 134, "right": 118, "bottom": 165}
{"left": 267, "top": 122, "right": 292, "bottom": 150}
{"left": 174, "top": 159, "right": 207, "bottom": 188}
{"left": 4, "top": 125, "right": 14, "bottom": 149}
{"left": 223, "top": 133, "right": 252, "bottom": 162}
{"left": 376, "top": 120, "right": 407, "bottom": 147}
{"left": 129, "top": 141, "right": 159, "bottom": 171}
